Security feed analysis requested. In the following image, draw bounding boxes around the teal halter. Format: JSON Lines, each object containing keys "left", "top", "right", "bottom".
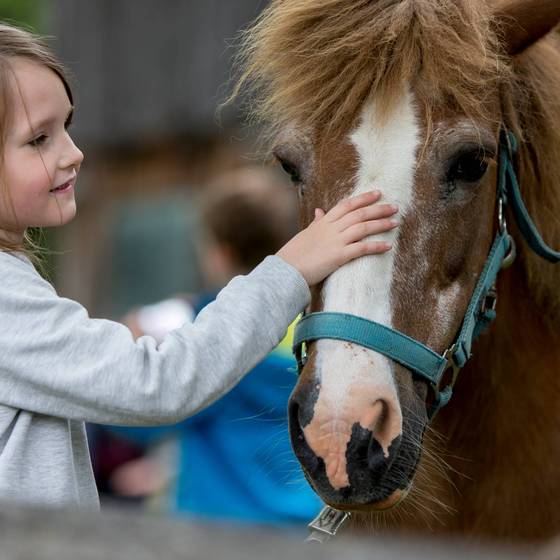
{"left": 293, "top": 130, "right": 560, "bottom": 419}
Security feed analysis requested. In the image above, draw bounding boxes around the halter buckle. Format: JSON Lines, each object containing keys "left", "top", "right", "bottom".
{"left": 481, "top": 285, "right": 498, "bottom": 314}
{"left": 296, "top": 341, "right": 308, "bottom": 372}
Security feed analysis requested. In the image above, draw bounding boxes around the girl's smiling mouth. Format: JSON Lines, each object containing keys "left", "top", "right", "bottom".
{"left": 49, "top": 178, "right": 75, "bottom": 194}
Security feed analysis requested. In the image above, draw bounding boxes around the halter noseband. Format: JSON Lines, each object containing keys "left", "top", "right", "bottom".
{"left": 293, "top": 129, "right": 560, "bottom": 420}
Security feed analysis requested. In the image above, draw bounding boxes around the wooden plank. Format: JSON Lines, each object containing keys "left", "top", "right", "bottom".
{"left": 0, "top": 504, "right": 533, "bottom": 560}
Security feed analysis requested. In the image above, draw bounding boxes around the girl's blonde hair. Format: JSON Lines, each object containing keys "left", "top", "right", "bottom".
{"left": 0, "top": 22, "right": 73, "bottom": 259}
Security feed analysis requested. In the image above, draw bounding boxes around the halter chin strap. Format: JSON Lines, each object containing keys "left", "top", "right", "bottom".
{"left": 293, "top": 129, "right": 559, "bottom": 420}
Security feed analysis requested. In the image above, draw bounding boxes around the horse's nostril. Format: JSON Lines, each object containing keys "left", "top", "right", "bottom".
{"left": 368, "top": 439, "right": 390, "bottom": 476}
{"left": 345, "top": 422, "right": 393, "bottom": 481}
{"left": 365, "top": 399, "right": 402, "bottom": 451}
{"left": 361, "top": 399, "right": 388, "bottom": 439}
{"left": 343, "top": 399, "right": 402, "bottom": 482}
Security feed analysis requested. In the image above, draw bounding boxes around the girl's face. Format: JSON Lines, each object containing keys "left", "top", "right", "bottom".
{"left": 0, "top": 57, "right": 84, "bottom": 242}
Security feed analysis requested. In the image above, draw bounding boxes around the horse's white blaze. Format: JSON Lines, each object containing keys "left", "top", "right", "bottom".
{"left": 304, "top": 91, "right": 420, "bottom": 490}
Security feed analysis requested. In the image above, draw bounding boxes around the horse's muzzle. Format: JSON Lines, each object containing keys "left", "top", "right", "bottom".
{"left": 288, "top": 396, "right": 414, "bottom": 507}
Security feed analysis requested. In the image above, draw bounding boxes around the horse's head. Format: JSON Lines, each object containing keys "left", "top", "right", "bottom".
{"left": 249, "top": 0, "right": 560, "bottom": 511}
{"left": 283, "top": 97, "right": 500, "bottom": 511}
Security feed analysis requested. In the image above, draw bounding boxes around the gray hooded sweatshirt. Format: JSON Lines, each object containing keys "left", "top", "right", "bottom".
{"left": 0, "top": 251, "right": 310, "bottom": 510}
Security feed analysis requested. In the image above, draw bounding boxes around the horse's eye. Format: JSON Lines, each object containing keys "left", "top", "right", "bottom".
{"left": 447, "top": 151, "right": 489, "bottom": 184}
{"left": 278, "top": 158, "right": 302, "bottom": 186}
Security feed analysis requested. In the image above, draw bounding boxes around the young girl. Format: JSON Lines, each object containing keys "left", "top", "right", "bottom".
{"left": 0, "top": 23, "right": 399, "bottom": 510}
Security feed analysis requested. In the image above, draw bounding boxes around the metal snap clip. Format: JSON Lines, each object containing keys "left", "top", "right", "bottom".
{"left": 306, "top": 505, "right": 352, "bottom": 544}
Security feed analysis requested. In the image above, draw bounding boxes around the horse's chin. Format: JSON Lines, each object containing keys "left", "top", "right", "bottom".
{"left": 326, "top": 486, "right": 412, "bottom": 514}
{"left": 369, "top": 487, "right": 411, "bottom": 511}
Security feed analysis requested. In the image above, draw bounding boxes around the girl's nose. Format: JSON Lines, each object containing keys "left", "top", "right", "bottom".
{"left": 61, "top": 135, "right": 84, "bottom": 170}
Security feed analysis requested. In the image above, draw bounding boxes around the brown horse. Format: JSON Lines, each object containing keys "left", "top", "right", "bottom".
{"left": 234, "top": 0, "right": 560, "bottom": 544}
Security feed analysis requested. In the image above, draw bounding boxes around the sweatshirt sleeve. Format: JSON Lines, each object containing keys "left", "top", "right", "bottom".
{"left": 0, "top": 253, "right": 310, "bottom": 425}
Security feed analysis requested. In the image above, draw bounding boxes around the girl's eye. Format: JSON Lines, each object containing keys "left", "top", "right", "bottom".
{"left": 65, "top": 114, "right": 73, "bottom": 130}
{"left": 29, "top": 134, "right": 47, "bottom": 148}
{"left": 447, "top": 151, "right": 489, "bottom": 184}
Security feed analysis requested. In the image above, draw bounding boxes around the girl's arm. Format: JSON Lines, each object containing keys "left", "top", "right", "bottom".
{"left": 0, "top": 191, "right": 397, "bottom": 426}
{"left": 0, "top": 253, "right": 306, "bottom": 425}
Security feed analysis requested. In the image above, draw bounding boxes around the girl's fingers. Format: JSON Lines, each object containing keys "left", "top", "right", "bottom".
{"left": 337, "top": 204, "right": 398, "bottom": 231}
{"left": 314, "top": 208, "right": 326, "bottom": 221}
{"left": 343, "top": 218, "right": 399, "bottom": 242}
{"left": 344, "top": 240, "right": 392, "bottom": 261}
{"left": 325, "top": 190, "right": 381, "bottom": 222}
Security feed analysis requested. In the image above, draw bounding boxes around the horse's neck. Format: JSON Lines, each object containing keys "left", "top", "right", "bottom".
{"left": 432, "top": 261, "right": 560, "bottom": 541}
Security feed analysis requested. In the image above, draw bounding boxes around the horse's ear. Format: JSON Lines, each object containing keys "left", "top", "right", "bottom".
{"left": 494, "top": 0, "right": 560, "bottom": 55}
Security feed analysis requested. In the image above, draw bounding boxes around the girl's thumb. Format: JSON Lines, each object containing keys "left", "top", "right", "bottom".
{"left": 314, "top": 208, "right": 325, "bottom": 220}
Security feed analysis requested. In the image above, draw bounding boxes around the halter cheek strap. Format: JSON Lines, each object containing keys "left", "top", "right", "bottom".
{"left": 499, "top": 132, "right": 560, "bottom": 263}
{"left": 293, "top": 129, "right": 559, "bottom": 420}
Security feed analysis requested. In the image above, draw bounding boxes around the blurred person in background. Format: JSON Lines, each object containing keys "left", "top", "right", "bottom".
{"left": 92, "top": 166, "right": 324, "bottom": 526}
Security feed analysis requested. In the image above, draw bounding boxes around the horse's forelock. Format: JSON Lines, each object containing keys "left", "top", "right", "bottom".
{"left": 233, "top": 0, "right": 510, "bottom": 146}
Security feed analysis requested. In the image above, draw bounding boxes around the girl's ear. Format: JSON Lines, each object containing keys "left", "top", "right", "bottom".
{"left": 494, "top": 0, "right": 560, "bottom": 55}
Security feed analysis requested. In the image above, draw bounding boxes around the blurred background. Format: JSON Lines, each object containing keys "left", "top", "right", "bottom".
{"left": 41, "top": 0, "right": 280, "bottom": 316}
{"left": 0, "top": 0, "right": 323, "bottom": 529}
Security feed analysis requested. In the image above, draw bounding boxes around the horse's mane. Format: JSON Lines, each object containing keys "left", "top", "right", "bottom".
{"left": 232, "top": 0, "right": 560, "bottom": 316}
{"left": 508, "top": 34, "right": 560, "bottom": 319}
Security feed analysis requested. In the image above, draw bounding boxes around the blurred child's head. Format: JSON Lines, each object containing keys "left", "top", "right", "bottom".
{"left": 199, "top": 166, "right": 298, "bottom": 287}
{"left": 0, "top": 23, "right": 83, "bottom": 254}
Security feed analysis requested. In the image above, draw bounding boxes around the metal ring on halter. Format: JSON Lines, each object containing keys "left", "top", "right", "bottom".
{"left": 436, "top": 344, "right": 461, "bottom": 395}
{"left": 501, "top": 235, "right": 516, "bottom": 269}
{"left": 498, "top": 197, "right": 516, "bottom": 269}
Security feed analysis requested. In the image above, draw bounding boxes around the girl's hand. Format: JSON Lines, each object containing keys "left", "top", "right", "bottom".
{"left": 276, "top": 190, "right": 398, "bottom": 286}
